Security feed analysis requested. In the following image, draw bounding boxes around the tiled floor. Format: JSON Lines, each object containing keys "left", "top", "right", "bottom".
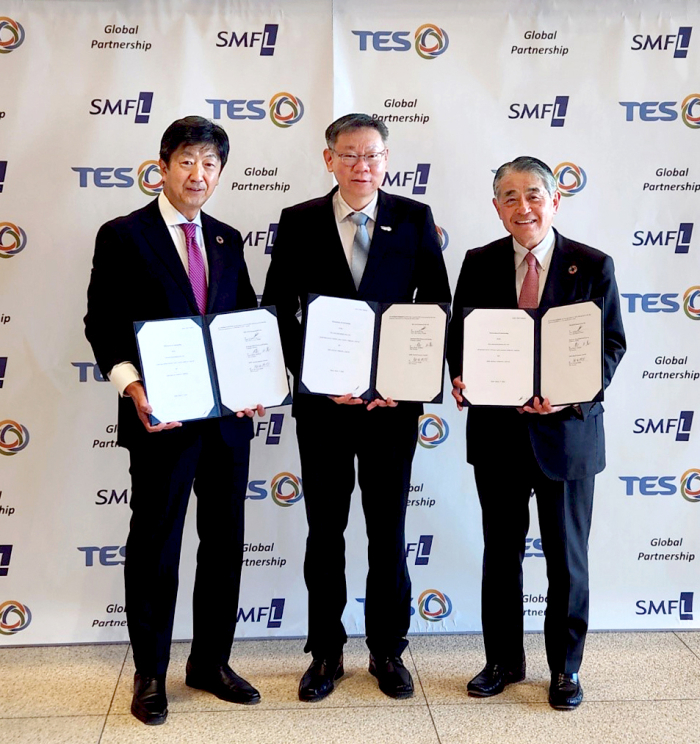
{"left": 1, "top": 632, "right": 699, "bottom": 743}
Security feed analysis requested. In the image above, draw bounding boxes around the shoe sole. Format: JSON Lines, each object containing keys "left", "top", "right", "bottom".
{"left": 185, "top": 678, "right": 261, "bottom": 705}
{"left": 130, "top": 702, "right": 168, "bottom": 725}
{"left": 298, "top": 666, "right": 345, "bottom": 703}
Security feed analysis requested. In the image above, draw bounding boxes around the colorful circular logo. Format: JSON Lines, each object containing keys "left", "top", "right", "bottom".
{"left": 414, "top": 24, "right": 449, "bottom": 59}
{"left": 417, "top": 589, "right": 452, "bottom": 622}
{"left": 271, "top": 472, "right": 303, "bottom": 507}
{"left": 681, "top": 469, "right": 700, "bottom": 503}
{"left": 269, "top": 92, "right": 304, "bottom": 129}
{"left": 0, "top": 600, "right": 32, "bottom": 635}
{"left": 681, "top": 94, "right": 700, "bottom": 130}
{"left": 553, "top": 162, "right": 587, "bottom": 197}
{"left": 0, "top": 420, "right": 30, "bottom": 456}
{"left": 683, "top": 286, "right": 700, "bottom": 320}
{"left": 137, "top": 160, "right": 163, "bottom": 195}
{"left": 436, "top": 225, "right": 449, "bottom": 252}
{"left": 0, "top": 17, "right": 25, "bottom": 54}
{"left": 418, "top": 413, "right": 449, "bottom": 449}
{"left": 0, "top": 222, "right": 27, "bottom": 259}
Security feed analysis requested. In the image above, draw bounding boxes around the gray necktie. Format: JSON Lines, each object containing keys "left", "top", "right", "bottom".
{"left": 349, "top": 212, "right": 370, "bottom": 289}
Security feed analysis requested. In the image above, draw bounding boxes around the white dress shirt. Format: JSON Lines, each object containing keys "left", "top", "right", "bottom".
{"left": 108, "top": 192, "right": 209, "bottom": 395}
{"left": 332, "top": 190, "right": 379, "bottom": 268}
{"left": 513, "top": 227, "right": 555, "bottom": 305}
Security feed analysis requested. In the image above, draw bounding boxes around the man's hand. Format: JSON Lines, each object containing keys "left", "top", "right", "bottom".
{"left": 236, "top": 404, "right": 266, "bottom": 418}
{"left": 329, "top": 393, "right": 365, "bottom": 406}
{"left": 522, "top": 396, "right": 566, "bottom": 415}
{"left": 452, "top": 376, "right": 466, "bottom": 411}
{"left": 366, "top": 397, "right": 398, "bottom": 411}
{"left": 124, "top": 381, "right": 182, "bottom": 432}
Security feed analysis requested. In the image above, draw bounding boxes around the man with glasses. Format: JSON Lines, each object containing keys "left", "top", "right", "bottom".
{"left": 262, "top": 113, "right": 450, "bottom": 702}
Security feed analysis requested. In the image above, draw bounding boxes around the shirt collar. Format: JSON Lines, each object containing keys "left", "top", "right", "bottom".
{"left": 158, "top": 191, "right": 203, "bottom": 228}
{"left": 333, "top": 190, "right": 379, "bottom": 224}
{"left": 512, "top": 227, "right": 555, "bottom": 268}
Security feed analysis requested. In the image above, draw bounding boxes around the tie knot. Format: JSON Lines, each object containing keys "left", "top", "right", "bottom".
{"left": 524, "top": 251, "right": 538, "bottom": 268}
{"left": 180, "top": 222, "right": 197, "bottom": 241}
{"left": 350, "top": 212, "right": 369, "bottom": 227}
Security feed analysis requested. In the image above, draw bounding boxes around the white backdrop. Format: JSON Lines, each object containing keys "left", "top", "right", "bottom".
{"left": 1, "top": 0, "right": 698, "bottom": 646}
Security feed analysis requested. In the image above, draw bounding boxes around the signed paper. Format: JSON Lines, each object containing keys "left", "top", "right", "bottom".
{"left": 209, "top": 309, "right": 289, "bottom": 412}
{"left": 540, "top": 301, "right": 602, "bottom": 405}
{"left": 137, "top": 317, "right": 215, "bottom": 423}
{"left": 462, "top": 309, "right": 534, "bottom": 406}
{"left": 375, "top": 304, "right": 446, "bottom": 402}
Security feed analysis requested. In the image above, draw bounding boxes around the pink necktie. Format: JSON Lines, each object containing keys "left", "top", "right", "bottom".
{"left": 180, "top": 222, "right": 207, "bottom": 314}
{"left": 518, "top": 251, "right": 539, "bottom": 309}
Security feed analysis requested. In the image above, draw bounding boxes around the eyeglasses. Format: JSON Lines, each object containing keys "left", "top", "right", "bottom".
{"left": 330, "top": 150, "right": 387, "bottom": 167}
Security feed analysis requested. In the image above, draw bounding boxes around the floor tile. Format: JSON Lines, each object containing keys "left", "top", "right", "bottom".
{"left": 0, "top": 645, "right": 128, "bottom": 717}
{"left": 102, "top": 706, "right": 440, "bottom": 744}
{"left": 0, "top": 715, "right": 104, "bottom": 744}
{"left": 675, "top": 631, "right": 700, "bottom": 658}
{"left": 430, "top": 699, "right": 700, "bottom": 744}
{"left": 111, "top": 637, "right": 426, "bottom": 714}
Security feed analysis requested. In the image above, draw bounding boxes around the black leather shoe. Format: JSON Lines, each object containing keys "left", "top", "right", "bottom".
{"left": 185, "top": 660, "right": 261, "bottom": 705}
{"left": 298, "top": 656, "right": 344, "bottom": 702}
{"left": 131, "top": 673, "right": 168, "bottom": 725}
{"left": 369, "top": 655, "right": 414, "bottom": 699}
{"left": 549, "top": 672, "right": 583, "bottom": 710}
{"left": 467, "top": 659, "right": 526, "bottom": 697}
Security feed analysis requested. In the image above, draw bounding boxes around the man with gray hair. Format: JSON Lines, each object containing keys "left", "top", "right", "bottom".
{"left": 263, "top": 113, "right": 450, "bottom": 702}
{"left": 447, "top": 156, "right": 625, "bottom": 710}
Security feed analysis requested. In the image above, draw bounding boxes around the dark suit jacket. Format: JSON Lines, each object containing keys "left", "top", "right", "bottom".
{"left": 84, "top": 198, "right": 257, "bottom": 449}
{"left": 446, "top": 230, "right": 626, "bottom": 481}
{"left": 262, "top": 187, "right": 452, "bottom": 417}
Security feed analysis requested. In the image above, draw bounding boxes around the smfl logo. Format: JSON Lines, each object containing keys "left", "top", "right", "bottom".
{"left": 508, "top": 96, "right": 569, "bottom": 127}
{"left": 216, "top": 24, "right": 279, "bottom": 56}
{"left": 0, "top": 222, "right": 27, "bottom": 258}
{"left": 417, "top": 589, "right": 452, "bottom": 622}
{"left": 620, "top": 468, "right": 700, "bottom": 503}
{"left": 633, "top": 410, "right": 693, "bottom": 441}
{"left": 622, "top": 286, "right": 700, "bottom": 319}
{"left": 0, "top": 17, "right": 25, "bottom": 54}
{"left": 243, "top": 223, "right": 278, "bottom": 254}
{"left": 352, "top": 24, "right": 449, "bottom": 59}
{"left": 254, "top": 413, "right": 284, "bottom": 444}
{"left": 383, "top": 164, "right": 430, "bottom": 195}
{"left": 237, "top": 598, "right": 285, "bottom": 628}
{"left": 406, "top": 535, "right": 433, "bottom": 565}
{"left": 0, "top": 420, "right": 30, "bottom": 457}
{"left": 633, "top": 223, "right": 693, "bottom": 254}
{"left": 619, "top": 93, "right": 700, "bottom": 128}
{"left": 89, "top": 91, "right": 153, "bottom": 124}
{"left": 636, "top": 591, "right": 694, "bottom": 620}
{"left": 0, "top": 600, "right": 32, "bottom": 635}
{"left": 206, "top": 93, "right": 304, "bottom": 128}
{"left": 418, "top": 413, "right": 449, "bottom": 449}
{"left": 631, "top": 27, "right": 692, "bottom": 58}
{"left": 72, "top": 161, "right": 163, "bottom": 194}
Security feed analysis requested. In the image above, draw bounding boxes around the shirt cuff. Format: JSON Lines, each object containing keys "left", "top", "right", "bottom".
{"left": 108, "top": 362, "right": 141, "bottom": 397}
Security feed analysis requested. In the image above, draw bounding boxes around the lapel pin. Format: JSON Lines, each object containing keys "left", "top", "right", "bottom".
{"left": 568, "top": 265, "right": 578, "bottom": 274}
{"left": 216, "top": 236, "right": 224, "bottom": 244}
{"left": 380, "top": 225, "right": 392, "bottom": 232}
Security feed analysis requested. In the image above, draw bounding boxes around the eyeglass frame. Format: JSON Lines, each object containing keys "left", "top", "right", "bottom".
{"left": 329, "top": 149, "right": 388, "bottom": 167}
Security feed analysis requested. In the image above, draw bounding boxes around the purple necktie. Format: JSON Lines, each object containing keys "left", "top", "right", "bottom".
{"left": 518, "top": 251, "right": 539, "bottom": 309}
{"left": 180, "top": 222, "right": 207, "bottom": 314}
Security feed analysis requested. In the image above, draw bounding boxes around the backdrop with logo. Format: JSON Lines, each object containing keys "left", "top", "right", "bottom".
{"left": 1, "top": 0, "right": 698, "bottom": 645}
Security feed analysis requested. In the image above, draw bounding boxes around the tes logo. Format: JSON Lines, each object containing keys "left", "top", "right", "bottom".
{"left": 352, "top": 24, "right": 449, "bottom": 59}
{"left": 0, "top": 222, "right": 27, "bottom": 259}
{"left": 247, "top": 472, "right": 303, "bottom": 506}
{"left": 72, "top": 161, "right": 163, "bottom": 194}
{"left": 622, "top": 287, "right": 700, "bottom": 320}
{"left": 0, "top": 600, "right": 31, "bottom": 635}
{"left": 620, "top": 468, "right": 700, "bottom": 503}
{"left": 619, "top": 94, "right": 700, "bottom": 128}
{"left": 207, "top": 93, "right": 304, "bottom": 128}
{"left": 0, "top": 17, "right": 25, "bottom": 54}
{"left": 418, "top": 413, "right": 449, "bottom": 449}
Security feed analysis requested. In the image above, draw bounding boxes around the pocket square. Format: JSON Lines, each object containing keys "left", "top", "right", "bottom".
{"left": 380, "top": 225, "right": 392, "bottom": 232}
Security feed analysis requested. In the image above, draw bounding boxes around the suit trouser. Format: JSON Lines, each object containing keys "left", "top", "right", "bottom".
{"left": 473, "top": 439, "right": 595, "bottom": 675}
{"left": 124, "top": 422, "right": 250, "bottom": 677}
{"left": 295, "top": 405, "right": 419, "bottom": 659}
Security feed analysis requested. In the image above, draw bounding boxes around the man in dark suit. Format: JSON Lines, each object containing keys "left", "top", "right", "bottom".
{"left": 85, "top": 116, "right": 262, "bottom": 725}
{"left": 447, "top": 156, "right": 625, "bottom": 710}
{"left": 262, "top": 114, "right": 451, "bottom": 702}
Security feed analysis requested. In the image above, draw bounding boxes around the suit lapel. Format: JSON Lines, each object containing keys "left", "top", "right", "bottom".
{"left": 201, "top": 212, "right": 226, "bottom": 313}
{"left": 139, "top": 199, "right": 199, "bottom": 314}
{"left": 489, "top": 238, "right": 519, "bottom": 308}
{"left": 322, "top": 188, "right": 358, "bottom": 296}
{"left": 540, "top": 230, "right": 579, "bottom": 307}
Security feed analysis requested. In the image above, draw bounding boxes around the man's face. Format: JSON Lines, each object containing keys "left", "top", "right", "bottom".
{"left": 159, "top": 143, "right": 222, "bottom": 219}
{"left": 323, "top": 127, "right": 388, "bottom": 209}
{"left": 493, "top": 170, "right": 560, "bottom": 250}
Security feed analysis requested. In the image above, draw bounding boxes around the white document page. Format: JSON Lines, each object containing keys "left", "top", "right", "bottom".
{"left": 375, "top": 304, "right": 446, "bottom": 402}
{"left": 540, "top": 301, "right": 602, "bottom": 405}
{"left": 301, "top": 296, "right": 375, "bottom": 397}
{"left": 137, "top": 317, "right": 215, "bottom": 422}
{"left": 209, "top": 308, "right": 290, "bottom": 412}
{"left": 462, "top": 309, "right": 534, "bottom": 406}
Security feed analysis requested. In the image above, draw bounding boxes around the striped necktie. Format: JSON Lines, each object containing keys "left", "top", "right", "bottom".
{"left": 180, "top": 222, "right": 207, "bottom": 314}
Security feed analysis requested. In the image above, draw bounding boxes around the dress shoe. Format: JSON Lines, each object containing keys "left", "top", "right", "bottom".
{"left": 131, "top": 673, "right": 168, "bottom": 725}
{"left": 369, "top": 655, "right": 414, "bottom": 699}
{"left": 467, "top": 659, "right": 526, "bottom": 697}
{"left": 549, "top": 672, "right": 583, "bottom": 710}
{"left": 185, "top": 660, "right": 261, "bottom": 704}
{"left": 298, "top": 655, "right": 344, "bottom": 702}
